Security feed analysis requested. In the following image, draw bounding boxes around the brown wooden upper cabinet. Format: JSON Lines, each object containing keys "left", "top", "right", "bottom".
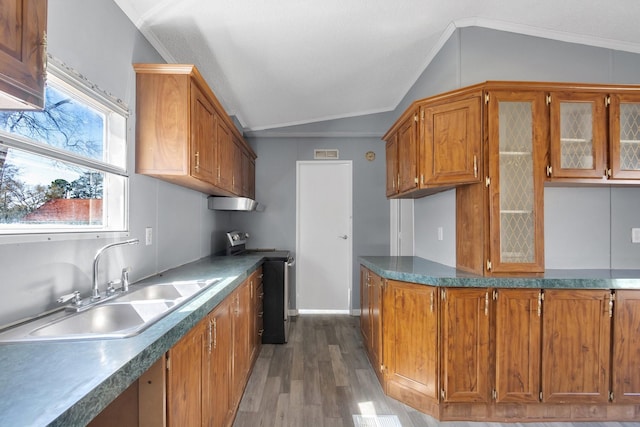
{"left": 548, "top": 88, "right": 640, "bottom": 181}
{"left": 383, "top": 87, "right": 482, "bottom": 198}
{"left": 134, "top": 64, "right": 256, "bottom": 198}
{"left": 0, "top": 0, "right": 47, "bottom": 109}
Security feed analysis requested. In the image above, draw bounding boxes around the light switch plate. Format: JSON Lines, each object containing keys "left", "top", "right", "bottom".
{"left": 145, "top": 227, "right": 153, "bottom": 246}
{"left": 632, "top": 228, "right": 640, "bottom": 243}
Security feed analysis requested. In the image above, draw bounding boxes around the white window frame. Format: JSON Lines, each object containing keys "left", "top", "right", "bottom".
{"left": 0, "top": 56, "right": 130, "bottom": 244}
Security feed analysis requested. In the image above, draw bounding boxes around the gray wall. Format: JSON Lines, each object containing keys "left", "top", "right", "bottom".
{"left": 230, "top": 136, "right": 389, "bottom": 310}
{"left": 394, "top": 27, "right": 640, "bottom": 269}
{"left": 0, "top": 0, "right": 232, "bottom": 326}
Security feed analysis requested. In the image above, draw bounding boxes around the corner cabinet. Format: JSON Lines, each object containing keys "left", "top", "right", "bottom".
{"left": 384, "top": 88, "right": 482, "bottom": 198}
{"left": 359, "top": 265, "right": 640, "bottom": 422}
{"left": 0, "top": 0, "right": 47, "bottom": 109}
{"left": 134, "top": 64, "right": 257, "bottom": 198}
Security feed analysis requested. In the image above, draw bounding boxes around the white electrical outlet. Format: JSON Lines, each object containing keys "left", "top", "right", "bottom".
{"left": 437, "top": 227, "right": 443, "bottom": 241}
{"left": 145, "top": 227, "right": 153, "bottom": 246}
{"left": 632, "top": 228, "right": 640, "bottom": 244}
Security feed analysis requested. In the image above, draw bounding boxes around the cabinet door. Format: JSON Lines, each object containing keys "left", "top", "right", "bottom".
{"left": 0, "top": 0, "right": 46, "bottom": 109}
{"left": 441, "top": 287, "right": 490, "bottom": 403}
{"left": 549, "top": 91, "right": 607, "bottom": 179}
{"left": 612, "top": 290, "right": 640, "bottom": 403}
{"left": 217, "top": 118, "right": 234, "bottom": 191}
{"left": 241, "top": 148, "right": 256, "bottom": 199}
{"left": 249, "top": 267, "right": 263, "bottom": 363}
{"left": 384, "top": 280, "right": 439, "bottom": 408}
{"left": 495, "top": 289, "right": 541, "bottom": 403}
{"left": 385, "top": 135, "right": 398, "bottom": 197}
{"left": 370, "top": 272, "right": 383, "bottom": 382}
{"left": 231, "top": 136, "right": 243, "bottom": 195}
{"left": 167, "top": 322, "right": 204, "bottom": 427}
{"left": 204, "top": 300, "right": 232, "bottom": 427}
{"left": 420, "top": 95, "right": 482, "bottom": 186}
{"left": 359, "top": 266, "right": 371, "bottom": 346}
{"left": 487, "top": 91, "right": 546, "bottom": 274}
{"left": 609, "top": 93, "right": 640, "bottom": 179}
{"left": 231, "top": 281, "right": 251, "bottom": 406}
{"left": 190, "top": 83, "right": 217, "bottom": 183}
{"left": 541, "top": 289, "right": 611, "bottom": 403}
{"left": 398, "top": 114, "right": 419, "bottom": 193}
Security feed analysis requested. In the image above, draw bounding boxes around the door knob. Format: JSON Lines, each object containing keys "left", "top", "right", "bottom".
{"left": 338, "top": 235, "right": 348, "bottom": 240}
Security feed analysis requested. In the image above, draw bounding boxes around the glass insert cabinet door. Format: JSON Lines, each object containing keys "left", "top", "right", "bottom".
{"left": 486, "top": 91, "right": 545, "bottom": 274}
{"left": 549, "top": 92, "right": 607, "bottom": 179}
{"left": 609, "top": 93, "right": 640, "bottom": 179}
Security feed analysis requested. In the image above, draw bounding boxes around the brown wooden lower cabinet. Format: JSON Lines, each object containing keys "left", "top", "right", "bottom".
{"left": 494, "top": 288, "right": 541, "bottom": 404}
{"left": 613, "top": 290, "right": 640, "bottom": 403}
{"left": 441, "top": 287, "right": 490, "bottom": 404}
{"left": 383, "top": 279, "right": 439, "bottom": 413}
{"left": 542, "top": 289, "right": 612, "bottom": 404}
{"left": 359, "top": 267, "right": 640, "bottom": 422}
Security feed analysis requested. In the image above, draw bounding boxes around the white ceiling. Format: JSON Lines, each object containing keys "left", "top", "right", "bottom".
{"left": 114, "top": 0, "right": 640, "bottom": 132}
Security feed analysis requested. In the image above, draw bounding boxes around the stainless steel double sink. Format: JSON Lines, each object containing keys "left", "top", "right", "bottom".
{"left": 0, "top": 279, "right": 221, "bottom": 343}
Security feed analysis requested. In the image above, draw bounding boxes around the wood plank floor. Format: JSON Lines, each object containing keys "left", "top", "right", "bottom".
{"left": 233, "top": 314, "right": 638, "bottom": 427}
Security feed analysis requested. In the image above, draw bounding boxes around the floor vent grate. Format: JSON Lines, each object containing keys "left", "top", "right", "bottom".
{"left": 352, "top": 414, "right": 402, "bottom": 427}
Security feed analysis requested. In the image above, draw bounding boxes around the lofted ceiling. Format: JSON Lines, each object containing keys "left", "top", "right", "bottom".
{"left": 113, "top": 0, "right": 640, "bottom": 132}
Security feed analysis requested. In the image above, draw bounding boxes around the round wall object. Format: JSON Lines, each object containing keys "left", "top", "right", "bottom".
{"left": 365, "top": 151, "right": 375, "bottom": 161}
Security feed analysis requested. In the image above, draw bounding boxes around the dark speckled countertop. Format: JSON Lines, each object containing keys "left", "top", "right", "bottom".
{"left": 359, "top": 256, "right": 640, "bottom": 289}
{"left": 0, "top": 254, "right": 267, "bottom": 427}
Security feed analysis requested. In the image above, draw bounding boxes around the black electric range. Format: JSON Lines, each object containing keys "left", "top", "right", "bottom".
{"left": 226, "top": 231, "right": 294, "bottom": 343}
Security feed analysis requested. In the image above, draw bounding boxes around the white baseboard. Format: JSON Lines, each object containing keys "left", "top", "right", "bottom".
{"left": 297, "top": 309, "right": 350, "bottom": 315}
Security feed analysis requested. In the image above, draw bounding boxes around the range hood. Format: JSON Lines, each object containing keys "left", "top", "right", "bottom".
{"left": 208, "top": 196, "right": 264, "bottom": 212}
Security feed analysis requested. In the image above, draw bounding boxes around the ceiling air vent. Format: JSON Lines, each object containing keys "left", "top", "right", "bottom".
{"left": 314, "top": 149, "right": 339, "bottom": 160}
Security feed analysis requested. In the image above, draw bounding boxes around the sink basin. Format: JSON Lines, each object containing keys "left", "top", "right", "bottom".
{"left": 114, "top": 281, "right": 213, "bottom": 303}
{"left": 0, "top": 278, "right": 222, "bottom": 342}
{"left": 30, "top": 301, "right": 173, "bottom": 338}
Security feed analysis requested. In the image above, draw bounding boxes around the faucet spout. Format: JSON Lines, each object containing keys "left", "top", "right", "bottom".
{"left": 91, "top": 238, "right": 139, "bottom": 301}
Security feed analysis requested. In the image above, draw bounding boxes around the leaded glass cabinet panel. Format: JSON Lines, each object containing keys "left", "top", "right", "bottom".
{"left": 549, "top": 92, "right": 606, "bottom": 179}
{"left": 487, "top": 91, "right": 546, "bottom": 274}
{"left": 610, "top": 93, "right": 640, "bottom": 180}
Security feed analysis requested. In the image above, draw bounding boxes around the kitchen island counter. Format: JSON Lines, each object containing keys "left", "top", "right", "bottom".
{"left": 0, "top": 254, "right": 266, "bottom": 427}
{"left": 359, "top": 256, "right": 640, "bottom": 289}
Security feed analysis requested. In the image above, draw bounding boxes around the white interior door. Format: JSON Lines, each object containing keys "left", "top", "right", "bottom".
{"left": 296, "top": 161, "right": 352, "bottom": 313}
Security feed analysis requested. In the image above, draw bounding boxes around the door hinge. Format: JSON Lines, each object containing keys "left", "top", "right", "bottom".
{"left": 546, "top": 165, "right": 552, "bottom": 177}
{"left": 485, "top": 292, "right": 489, "bottom": 316}
{"left": 441, "top": 389, "right": 446, "bottom": 400}
{"left": 605, "top": 95, "right": 611, "bottom": 107}
{"left": 166, "top": 355, "right": 171, "bottom": 371}
{"left": 538, "top": 291, "right": 543, "bottom": 317}
{"left": 485, "top": 176, "right": 491, "bottom": 187}
{"left": 609, "top": 391, "right": 614, "bottom": 401}
{"left": 441, "top": 288, "right": 446, "bottom": 301}
{"left": 486, "top": 260, "right": 492, "bottom": 271}
{"left": 493, "top": 289, "right": 498, "bottom": 300}
{"left": 546, "top": 94, "right": 551, "bottom": 105}
{"left": 606, "top": 168, "right": 612, "bottom": 178}
{"left": 473, "top": 155, "right": 478, "bottom": 178}
{"left": 492, "top": 389, "right": 497, "bottom": 400}
{"left": 380, "top": 364, "right": 385, "bottom": 373}
{"left": 414, "top": 113, "right": 418, "bottom": 122}
{"left": 539, "top": 391, "right": 543, "bottom": 401}
{"left": 414, "top": 176, "right": 419, "bottom": 185}
{"left": 485, "top": 93, "right": 490, "bottom": 104}
{"left": 421, "top": 110, "right": 425, "bottom": 121}
{"left": 609, "top": 292, "right": 615, "bottom": 318}
{"left": 421, "top": 174, "right": 424, "bottom": 185}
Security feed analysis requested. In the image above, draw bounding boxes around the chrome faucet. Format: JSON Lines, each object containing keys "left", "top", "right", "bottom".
{"left": 91, "top": 239, "right": 139, "bottom": 301}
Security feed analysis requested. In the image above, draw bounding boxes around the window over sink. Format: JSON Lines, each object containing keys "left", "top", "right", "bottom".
{"left": 0, "top": 56, "right": 129, "bottom": 242}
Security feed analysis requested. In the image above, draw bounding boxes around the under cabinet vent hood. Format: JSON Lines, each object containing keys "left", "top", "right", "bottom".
{"left": 208, "top": 196, "right": 264, "bottom": 212}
